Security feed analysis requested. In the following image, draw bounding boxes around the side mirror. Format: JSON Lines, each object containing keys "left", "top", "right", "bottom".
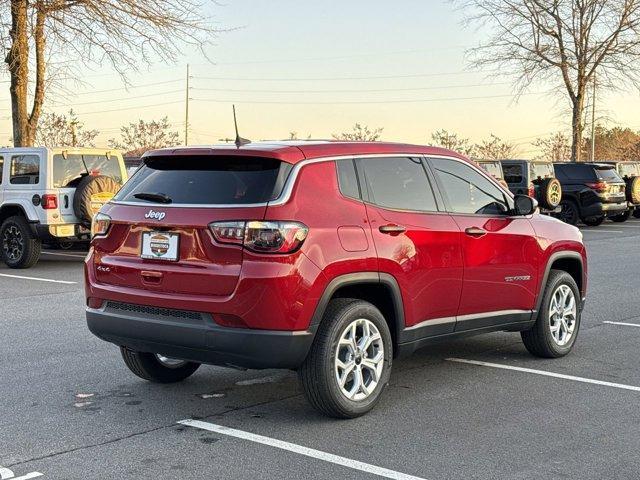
{"left": 514, "top": 194, "right": 537, "bottom": 216}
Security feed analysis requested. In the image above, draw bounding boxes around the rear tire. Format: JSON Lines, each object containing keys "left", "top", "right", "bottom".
{"left": 521, "top": 270, "right": 581, "bottom": 358}
{"left": 299, "top": 298, "right": 393, "bottom": 419}
{"left": 582, "top": 216, "right": 604, "bottom": 227}
{"left": 0, "top": 216, "right": 41, "bottom": 268}
{"left": 120, "top": 347, "right": 200, "bottom": 383}
{"left": 610, "top": 210, "right": 631, "bottom": 223}
{"left": 558, "top": 199, "right": 579, "bottom": 225}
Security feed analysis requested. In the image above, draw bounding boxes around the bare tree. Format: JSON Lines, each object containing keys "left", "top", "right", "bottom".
{"left": 3, "top": 1, "right": 218, "bottom": 146}
{"left": 533, "top": 132, "right": 572, "bottom": 161}
{"left": 332, "top": 123, "right": 383, "bottom": 141}
{"left": 457, "top": 0, "right": 640, "bottom": 161}
{"left": 108, "top": 117, "right": 180, "bottom": 156}
{"left": 35, "top": 109, "right": 99, "bottom": 147}
{"left": 475, "top": 134, "right": 518, "bottom": 160}
{"left": 430, "top": 129, "right": 477, "bottom": 157}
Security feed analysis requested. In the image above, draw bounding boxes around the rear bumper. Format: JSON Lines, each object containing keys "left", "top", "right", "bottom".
{"left": 86, "top": 303, "right": 316, "bottom": 369}
{"left": 581, "top": 201, "right": 627, "bottom": 218}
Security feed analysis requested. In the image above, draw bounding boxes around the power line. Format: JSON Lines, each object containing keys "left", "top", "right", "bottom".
{"left": 191, "top": 92, "right": 541, "bottom": 105}
{"left": 53, "top": 79, "right": 183, "bottom": 97}
{"left": 48, "top": 89, "right": 184, "bottom": 108}
{"left": 191, "top": 82, "right": 511, "bottom": 94}
{"left": 77, "top": 100, "right": 184, "bottom": 116}
{"left": 193, "top": 70, "right": 499, "bottom": 82}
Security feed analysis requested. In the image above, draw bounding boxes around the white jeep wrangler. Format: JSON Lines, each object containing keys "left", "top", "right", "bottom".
{"left": 0, "top": 147, "right": 127, "bottom": 268}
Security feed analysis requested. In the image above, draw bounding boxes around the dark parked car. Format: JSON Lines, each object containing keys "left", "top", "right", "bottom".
{"left": 500, "top": 159, "right": 562, "bottom": 212}
{"left": 553, "top": 162, "right": 627, "bottom": 226}
{"left": 602, "top": 161, "right": 640, "bottom": 221}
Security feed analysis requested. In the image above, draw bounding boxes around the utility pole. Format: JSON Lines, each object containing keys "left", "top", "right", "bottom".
{"left": 185, "top": 64, "right": 190, "bottom": 146}
{"left": 590, "top": 72, "right": 596, "bottom": 162}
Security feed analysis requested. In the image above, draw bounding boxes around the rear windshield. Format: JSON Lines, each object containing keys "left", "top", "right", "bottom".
{"left": 115, "top": 156, "right": 292, "bottom": 205}
{"left": 530, "top": 162, "right": 554, "bottom": 179}
{"left": 594, "top": 165, "right": 623, "bottom": 182}
{"left": 478, "top": 161, "right": 502, "bottom": 179}
{"left": 53, "top": 154, "right": 122, "bottom": 188}
{"left": 618, "top": 163, "right": 640, "bottom": 178}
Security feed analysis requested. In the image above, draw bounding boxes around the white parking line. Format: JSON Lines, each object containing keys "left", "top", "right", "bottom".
{"left": 41, "top": 251, "right": 86, "bottom": 258}
{"left": 0, "top": 465, "right": 43, "bottom": 479}
{"left": 580, "top": 229, "right": 623, "bottom": 233}
{"left": 603, "top": 321, "right": 640, "bottom": 328}
{"left": 0, "top": 273, "right": 76, "bottom": 285}
{"left": 178, "top": 419, "right": 427, "bottom": 480}
{"left": 447, "top": 358, "right": 640, "bottom": 392}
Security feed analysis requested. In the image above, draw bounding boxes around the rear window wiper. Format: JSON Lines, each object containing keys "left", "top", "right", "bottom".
{"left": 133, "top": 192, "right": 173, "bottom": 204}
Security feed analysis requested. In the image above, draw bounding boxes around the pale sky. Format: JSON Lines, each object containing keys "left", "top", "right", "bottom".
{"left": 2, "top": 0, "right": 639, "bottom": 156}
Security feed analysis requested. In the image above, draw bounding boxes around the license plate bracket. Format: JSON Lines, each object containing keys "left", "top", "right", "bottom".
{"left": 141, "top": 231, "right": 180, "bottom": 261}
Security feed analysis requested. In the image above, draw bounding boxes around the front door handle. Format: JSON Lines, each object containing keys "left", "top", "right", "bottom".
{"left": 465, "top": 227, "right": 487, "bottom": 238}
{"left": 379, "top": 224, "right": 406, "bottom": 235}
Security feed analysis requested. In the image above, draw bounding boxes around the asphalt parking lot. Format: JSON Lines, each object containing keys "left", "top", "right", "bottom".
{"left": 1, "top": 220, "right": 639, "bottom": 480}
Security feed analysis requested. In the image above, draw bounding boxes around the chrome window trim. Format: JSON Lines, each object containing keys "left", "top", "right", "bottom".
{"left": 108, "top": 152, "right": 491, "bottom": 209}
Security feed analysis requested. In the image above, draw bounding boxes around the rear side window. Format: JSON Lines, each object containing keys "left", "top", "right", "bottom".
{"left": 618, "top": 163, "right": 640, "bottom": 177}
{"left": 336, "top": 159, "right": 360, "bottom": 199}
{"left": 115, "top": 156, "right": 292, "bottom": 205}
{"left": 530, "top": 162, "right": 554, "bottom": 179}
{"left": 359, "top": 157, "right": 437, "bottom": 212}
{"left": 431, "top": 158, "right": 509, "bottom": 215}
{"left": 52, "top": 154, "right": 122, "bottom": 188}
{"left": 502, "top": 163, "right": 523, "bottom": 184}
{"left": 554, "top": 164, "right": 597, "bottom": 181}
{"left": 10, "top": 155, "right": 40, "bottom": 184}
{"left": 594, "top": 165, "right": 622, "bottom": 182}
{"left": 0, "top": 156, "right": 3, "bottom": 184}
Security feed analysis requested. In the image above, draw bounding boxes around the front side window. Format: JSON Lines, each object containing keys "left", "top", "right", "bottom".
{"left": 10, "top": 155, "right": 40, "bottom": 185}
{"left": 0, "top": 156, "right": 4, "bottom": 184}
{"left": 502, "top": 163, "right": 523, "bottom": 184}
{"left": 478, "top": 161, "right": 503, "bottom": 179}
{"left": 359, "top": 157, "right": 437, "bottom": 212}
{"left": 431, "top": 158, "right": 510, "bottom": 215}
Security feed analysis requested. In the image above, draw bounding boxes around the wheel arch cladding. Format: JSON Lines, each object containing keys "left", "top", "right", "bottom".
{"left": 536, "top": 252, "right": 584, "bottom": 312}
{"left": 0, "top": 204, "right": 33, "bottom": 224}
{"left": 310, "top": 272, "right": 405, "bottom": 348}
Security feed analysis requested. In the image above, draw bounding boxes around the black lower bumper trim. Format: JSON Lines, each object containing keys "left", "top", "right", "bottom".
{"left": 86, "top": 307, "right": 316, "bottom": 370}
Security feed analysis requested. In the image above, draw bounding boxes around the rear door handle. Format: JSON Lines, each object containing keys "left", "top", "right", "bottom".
{"left": 379, "top": 224, "right": 406, "bottom": 235}
{"left": 465, "top": 227, "right": 487, "bottom": 238}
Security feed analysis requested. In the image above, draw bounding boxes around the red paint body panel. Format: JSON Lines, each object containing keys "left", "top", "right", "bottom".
{"left": 85, "top": 142, "right": 587, "bottom": 344}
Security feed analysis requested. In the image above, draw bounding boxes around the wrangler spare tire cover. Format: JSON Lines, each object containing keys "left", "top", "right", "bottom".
{"left": 625, "top": 176, "right": 640, "bottom": 204}
{"left": 73, "top": 175, "right": 121, "bottom": 225}
{"left": 538, "top": 177, "right": 562, "bottom": 210}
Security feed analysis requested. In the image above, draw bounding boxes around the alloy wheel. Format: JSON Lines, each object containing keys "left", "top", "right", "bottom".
{"left": 2, "top": 225, "right": 24, "bottom": 261}
{"left": 548, "top": 284, "right": 577, "bottom": 346}
{"left": 334, "top": 318, "right": 384, "bottom": 401}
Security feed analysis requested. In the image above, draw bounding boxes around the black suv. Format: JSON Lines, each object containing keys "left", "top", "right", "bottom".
{"left": 553, "top": 162, "right": 627, "bottom": 226}
{"left": 500, "top": 159, "right": 562, "bottom": 212}
{"left": 602, "top": 161, "right": 640, "bottom": 221}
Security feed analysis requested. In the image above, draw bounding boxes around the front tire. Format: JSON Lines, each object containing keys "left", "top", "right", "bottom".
{"left": 120, "top": 347, "right": 200, "bottom": 383}
{"left": 0, "top": 216, "right": 41, "bottom": 268}
{"left": 610, "top": 210, "right": 631, "bottom": 223}
{"left": 521, "top": 270, "right": 581, "bottom": 358}
{"left": 299, "top": 299, "right": 393, "bottom": 419}
{"left": 582, "top": 215, "right": 604, "bottom": 227}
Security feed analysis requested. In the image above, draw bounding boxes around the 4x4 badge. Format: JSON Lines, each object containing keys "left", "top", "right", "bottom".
{"left": 144, "top": 209, "right": 166, "bottom": 221}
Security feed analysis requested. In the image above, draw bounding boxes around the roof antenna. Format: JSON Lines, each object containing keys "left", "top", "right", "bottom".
{"left": 233, "top": 105, "right": 251, "bottom": 148}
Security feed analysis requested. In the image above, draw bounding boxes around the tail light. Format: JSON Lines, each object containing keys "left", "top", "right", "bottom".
{"left": 92, "top": 212, "right": 112, "bottom": 237}
{"left": 209, "top": 220, "right": 308, "bottom": 253}
{"left": 586, "top": 181, "right": 607, "bottom": 193}
{"left": 42, "top": 194, "right": 58, "bottom": 210}
{"left": 528, "top": 183, "right": 535, "bottom": 197}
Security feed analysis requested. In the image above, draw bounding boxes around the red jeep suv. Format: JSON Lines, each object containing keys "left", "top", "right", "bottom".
{"left": 85, "top": 142, "right": 587, "bottom": 418}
